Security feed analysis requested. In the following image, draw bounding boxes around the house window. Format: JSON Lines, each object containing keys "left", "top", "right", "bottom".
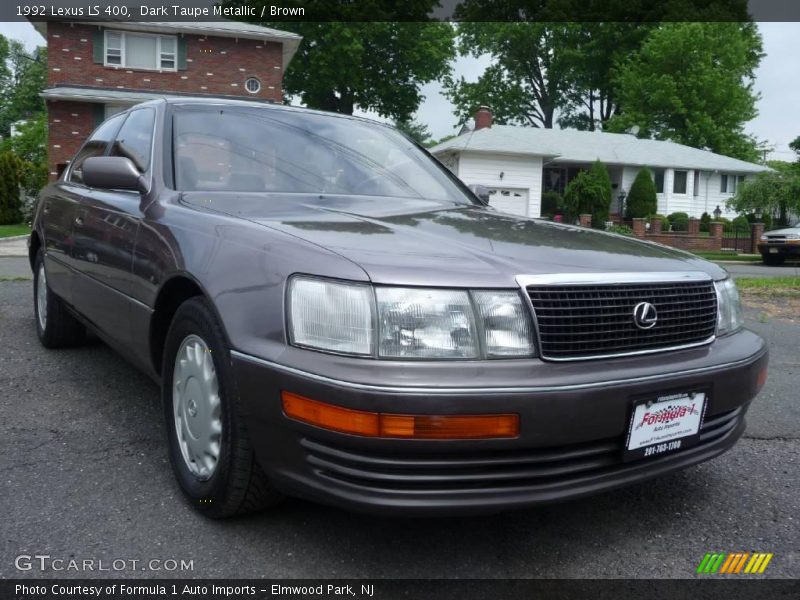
{"left": 245, "top": 77, "right": 261, "bottom": 94}
{"left": 653, "top": 169, "right": 665, "bottom": 194}
{"left": 693, "top": 170, "right": 700, "bottom": 196}
{"left": 720, "top": 173, "right": 744, "bottom": 194}
{"left": 105, "top": 30, "right": 177, "bottom": 71}
{"left": 673, "top": 170, "right": 687, "bottom": 194}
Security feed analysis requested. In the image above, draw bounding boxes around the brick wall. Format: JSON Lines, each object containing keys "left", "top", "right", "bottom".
{"left": 642, "top": 233, "right": 721, "bottom": 251}
{"left": 47, "top": 22, "right": 284, "bottom": 99}
{"left": 47, "top": 100, "right": 96, "bottom": 178}
{"left": 46, "top": 22, "right": 285, "bottom": 178}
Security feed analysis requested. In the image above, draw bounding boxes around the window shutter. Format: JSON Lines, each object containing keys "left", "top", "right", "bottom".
{"left": 177, "top": 37, "right": 187, "bottom": 70}
{"left": 93, "top": 30, "right": 104, "bottom": 64}
{"left": 93, "top": 103, "right": 106, "bottom": 126}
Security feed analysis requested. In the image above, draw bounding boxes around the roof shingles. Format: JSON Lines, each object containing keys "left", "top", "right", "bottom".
{"left": 430, "top": 125, "right": 768, "bottom": 173}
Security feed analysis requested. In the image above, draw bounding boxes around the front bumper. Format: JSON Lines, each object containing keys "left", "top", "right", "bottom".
{"left": 232, "top": 329, "right": 767, "bottom": 515}
{"left": 758, "top": 242, "right": 800, "bottom": 256}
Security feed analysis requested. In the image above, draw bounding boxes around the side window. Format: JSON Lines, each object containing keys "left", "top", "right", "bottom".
{"left": 68, "top": 114, "right": 125, "bottom": 184}
{"left": 110, "top": 109, "right": 156, "bottom": 172}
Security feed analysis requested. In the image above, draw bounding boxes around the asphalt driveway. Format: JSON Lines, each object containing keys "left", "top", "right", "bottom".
{"left": 1, "top": 277, "right": 797, "bottom": 580}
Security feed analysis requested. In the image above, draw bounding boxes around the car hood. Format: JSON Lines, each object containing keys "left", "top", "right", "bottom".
{"left": 183, "top": 193, "right": 728, "bottom": 287}
{"left": 764, "top": 226, "right": 800, "bottom": 236}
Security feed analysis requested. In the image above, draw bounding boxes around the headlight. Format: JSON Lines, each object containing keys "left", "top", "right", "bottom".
{"left": 288, "top": 278, "right": 537, "bottom": 359}
{"left": 288, "top": 277, "right": 374, "bottom": 355}
{"left": 473, "top": 291, "right": 535, "bottom": 357}
{"left": 376, "top": 287, "right": 478, "bottom": 358}
{"left": 786, "top": 233, "right": 800, "bottom": 240}
{"left": 760, "top": 234, "right": 768, "bottom": 241}
{"left": 715, "top": 278, "right": 743, "bottom": 336}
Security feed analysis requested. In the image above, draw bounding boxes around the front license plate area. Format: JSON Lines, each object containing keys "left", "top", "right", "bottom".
{"left": 769, "top": 247, "right": 779, "bottom": 253}
{"left": 624, "top": 391, "right": 707, "bottom": 462}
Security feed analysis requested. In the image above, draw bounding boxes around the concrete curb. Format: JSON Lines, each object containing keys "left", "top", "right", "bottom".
{"left": 0, "top": 234, "right": 29, "bottom": 243}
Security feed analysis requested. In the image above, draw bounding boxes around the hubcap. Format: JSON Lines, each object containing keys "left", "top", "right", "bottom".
{"left": 172, "top": 334, "right": 222, "bottom": 480}
{"left": 36, "top": 264, "right": 48, "bottom": 331}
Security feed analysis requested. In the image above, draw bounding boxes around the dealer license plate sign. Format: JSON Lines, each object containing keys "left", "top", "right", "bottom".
{"left": 624, "top": 392, "right": 706, "bottom": 461}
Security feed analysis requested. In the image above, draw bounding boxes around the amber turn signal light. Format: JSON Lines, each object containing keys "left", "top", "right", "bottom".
{"left": 756, "top": 367, "right": 768, "bottom": 391}
{"left": 281, "top": 391, "right": 519, "bottom": 439}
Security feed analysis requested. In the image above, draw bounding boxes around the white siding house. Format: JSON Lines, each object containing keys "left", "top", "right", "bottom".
{"left": 431, "top": 111, "right": 769, "bottom": 219}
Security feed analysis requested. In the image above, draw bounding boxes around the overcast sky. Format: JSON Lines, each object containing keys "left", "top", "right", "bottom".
{"left": 2, "top": 20, "right": 797, "bottom": 161}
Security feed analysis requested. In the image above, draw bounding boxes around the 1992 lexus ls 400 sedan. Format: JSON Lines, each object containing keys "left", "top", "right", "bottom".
{"left": 30, "top": 98, "right": 768, "bottom": 517}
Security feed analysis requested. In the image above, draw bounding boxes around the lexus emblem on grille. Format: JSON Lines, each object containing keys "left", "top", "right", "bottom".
{"left": 632, "top": 302, "right": 658, "bottom": 329}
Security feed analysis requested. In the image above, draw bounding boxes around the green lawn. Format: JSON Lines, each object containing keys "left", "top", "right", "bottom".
{"left": 692, "top": 251, "right": 762, "bottom": 262}
{"left": 0, "top": 224, "right": 30, "bottom": 238}
{"left": 736, "top": 277, "right": 800, "bottom": 295}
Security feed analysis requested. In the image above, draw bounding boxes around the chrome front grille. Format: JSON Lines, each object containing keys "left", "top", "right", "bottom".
{"left": 524, "top": 275, "right": 718, "bottom": 360}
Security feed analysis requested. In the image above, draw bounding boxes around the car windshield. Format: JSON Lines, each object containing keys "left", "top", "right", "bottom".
{"left": 172, "top": 106, "right": 475, "bottom": 205}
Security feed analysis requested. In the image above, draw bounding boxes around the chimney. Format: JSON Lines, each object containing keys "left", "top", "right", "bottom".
{"left": 474, "top": 106, "right": 493, "bottom": 130}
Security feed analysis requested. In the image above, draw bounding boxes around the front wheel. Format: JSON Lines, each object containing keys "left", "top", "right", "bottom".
{"left": 162, "top": 297, "right": 282, "bottom": 517}
{"left": 33, "top": 249, "right": 85, "bottom": 348}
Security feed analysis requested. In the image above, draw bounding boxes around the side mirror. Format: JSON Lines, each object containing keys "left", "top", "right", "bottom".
{"left": 469, "top": 184, "right": 491, "bottom": 206}
{"left": 82, "top": 156, "right": 148, "bottom": 193}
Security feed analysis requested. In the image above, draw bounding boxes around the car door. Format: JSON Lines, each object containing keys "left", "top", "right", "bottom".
{"left": 42, "top": 114, "right": 126, "bottom": 304}
{"left": 70, "top": 108, "right": 156, "bottom": 347}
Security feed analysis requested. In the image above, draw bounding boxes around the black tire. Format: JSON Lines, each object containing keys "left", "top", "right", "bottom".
{"left": 33, "top": 249, "right": 85, "bottom": 348}
{"left": 162, "top": 297, "right": 282, "bottom": 518}
{"left": 761, "top": 253, "right": 785, "bottom": 266}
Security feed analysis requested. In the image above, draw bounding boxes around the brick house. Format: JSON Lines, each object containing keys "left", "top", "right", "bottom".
{"left": 30, "top": 21, "right": 301, "bottom": 178}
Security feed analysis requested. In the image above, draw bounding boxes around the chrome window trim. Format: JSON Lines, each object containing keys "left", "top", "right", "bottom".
{"left": 516, "top": 271, "right": 717, "bottom": 362}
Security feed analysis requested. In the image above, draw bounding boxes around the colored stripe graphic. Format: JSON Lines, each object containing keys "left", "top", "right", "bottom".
{"left": 698, "top": 552, "right": 773, "bottom": 575}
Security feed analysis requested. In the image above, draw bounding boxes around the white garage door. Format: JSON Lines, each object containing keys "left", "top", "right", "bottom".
{"left": 487, "top": 187, "right": 529, "bottom": 216}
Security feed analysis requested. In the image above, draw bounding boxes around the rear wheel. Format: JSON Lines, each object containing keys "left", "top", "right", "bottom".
{"left": 33, "top": 249, "right": 85, "bottom": 348}
{"left": 162, "top": 297, "right": 282, "bottom": 517}
{"left": 761, "top": 253, "right": 785, "bottom": 266}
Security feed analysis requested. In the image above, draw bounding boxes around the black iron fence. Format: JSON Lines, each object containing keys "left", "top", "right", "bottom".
{"left": 721, "top": 229, "right": 752, "bottom": 253}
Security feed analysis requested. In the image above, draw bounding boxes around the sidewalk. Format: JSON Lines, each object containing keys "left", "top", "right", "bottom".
{"left": 0, "top": 235, "right": 28, "bottom": 257}
{"left": 0, "top": 236, "right": 31, "bottom": 279}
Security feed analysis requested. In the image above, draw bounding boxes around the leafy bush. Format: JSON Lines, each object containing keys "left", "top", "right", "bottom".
{"left": 649, "top": 213, "right": 670, "bottom": 231}
{"left": 607, "top": 224, "right": 634, "bottom": 236}
{"left": 744, "top": 211, "right": 773, "bottom": 231}
{"left": 699, "top": 211, "right": 711, "bottom": 232}
{"left": 541, "top": 191, "right": 564, "bottom": 219}
{"left": 0, "top": 152, "right": 23, "bottom": 225}
{"left": 625, "top": 168, "right": 658, "bottom": 218}
{"left": 731, "top": 215, "right": 750, "bottom": 233}
{"left": 563, "top": 160, "right": 612, "bottom": 228}
{"left": 667, "top": 212, "right": 690, "bottom": 232}
{"left": 716, "top": 217, "right": 732, "bottom": 232}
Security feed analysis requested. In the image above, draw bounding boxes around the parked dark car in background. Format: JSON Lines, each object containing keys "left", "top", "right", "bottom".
{"left": 30, "top": 98, "right": 768, "bottom": 518}
{"left": 758, "top": 220, "right": 800, "bottom": 265}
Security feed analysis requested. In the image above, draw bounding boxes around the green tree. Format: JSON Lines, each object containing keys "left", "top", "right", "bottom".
{"left": 727, "top": 162, "right": 800, "bottom": 226}
{"left": 394, "top": 119, "right": 432, "bottom": 146}
{"left": 0, "top": 113, "right": 48, "bottom": 196}
{"left": 448, "top": 2, "right": 749, "bottom": 131}
{"left": 444, "top": 23, "right": 582, "bottom": 128}
{"left": 606, "top": 23, "right": 763, "bottom": 161}
{"left": 790, "top": 136, "right": 800, "bottom": 159}
{"left": 558, "top": 23, "right": 655, "bottom": 131}
{"left": 250, "top": 18, "right": 454, "bottom": 121}
{"left": 625, "top": 168, "right": 658, "bottom": 218}
{"left": 563, "top": 160, "right": 612, "bottom": 227}
{"left": 0, "top": 152, "right": 22, "bottom": 225}
{"left": 0, "top": 37, "right": 47, "bottom": 138}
